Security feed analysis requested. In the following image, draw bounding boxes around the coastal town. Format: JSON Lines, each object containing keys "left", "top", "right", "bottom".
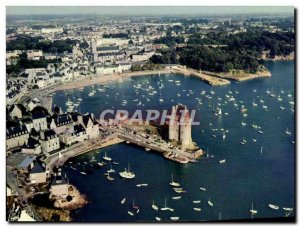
{"left": 6, "top": 8, "right": 295, "bottom": 222}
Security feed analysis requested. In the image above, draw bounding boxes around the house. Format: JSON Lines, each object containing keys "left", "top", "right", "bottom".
{"left": 32, "top": 110, "right": 48, "bottom": 132}
{"left": 21, "top": 118, "right": 34, "bottom": 132}
{"left": 39, "top": 129, "right": 60, "bottom": 154}
{"left": 59, "top": 124, "right": 86, "bottom": 146}
{"left": 41, "top": 27, "right": 63, "bottom": 34}
{"left": 8, "top": 104, "right": 27, "bottom": 119}
{"left": 29, "top": 161, "right": 47, "bottom": 184}
{"left": 58, "top": 127, "right": 77, "bottom": 146}
{"left": 6, "top": 125, "right": 29, "bottom": 150}
{"left": 26, "top": 50, "right": 43, "bottom": 60}
{"left": 77, "top": 114, "right": 99, "bottom": 139}
{"left": 21, "top": 137, "right": 41, "bottom": 154}
{"left": 50, "top": 114, "right": 73, "bottom": 135}
{"left": 26, "top": 99, "right": 40, "bottom": 111}
{"left": 50, "top": 171, "right": 69, "bottom": 199}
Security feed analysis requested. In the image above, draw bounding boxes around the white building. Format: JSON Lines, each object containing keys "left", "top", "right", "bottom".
{"left": 39, "top": 130, "right": 60, "bottom": 154}
{"left": 27, "top": 50, "right": 43, "bottom": 60}
{"left": 6, "top": 125, "right": 29, "bottom": 151}
{"left": 41, "top": 27, "right": 63, "bottom": 34}
{"left": 21, "top": 137, "right": 42, "bottom": 155}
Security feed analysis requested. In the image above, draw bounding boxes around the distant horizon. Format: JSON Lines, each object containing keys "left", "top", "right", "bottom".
{"left": 6, "top": 6, "right": 294, "bottom": 16}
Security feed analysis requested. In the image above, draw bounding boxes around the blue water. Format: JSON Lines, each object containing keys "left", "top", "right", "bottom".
{"left": 53, "top": 61, "right": 295, "bottom": 222}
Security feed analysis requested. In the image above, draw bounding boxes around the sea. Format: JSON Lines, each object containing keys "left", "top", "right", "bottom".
{"left": 52, "top": 61, "right": 295, "bottom": 222}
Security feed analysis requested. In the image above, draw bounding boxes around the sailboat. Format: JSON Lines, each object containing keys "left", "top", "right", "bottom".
{"left": 250, "top": 203, "right": 258, "bottom": 217}
{"left": 103, "top": 152, "right": 112, "bottom": 161}
{"left": 285, "top": 128, "right": 292, "bottom": 135}
{"left": 152, "top": 201, "right": 159, "bottom": 210}
{"left": 107, "top": 164, "right": 115, "bottom": 173}
{"left": 80, "top": 163, "right": 87, "bottom": 175}
{"left": 106, "top": 172, "right": 114, "bottom": 181}
{"left": 222, "top": 132, "right": 226, "bottom": 140}
{"left": 252, "top": 98, "right": 257, "bottom": 107}
{"left": 161, "top": 198, "right": 169, "bottom": 211}
{"left": 219, "top": 212, "right": 222, "bottom": 220}
{"left": 169, "top": 173, "right": 180, "bottom": 187}
{"left": 260, "top": 146, "right": 263, "bottom": 155}
{"left": 119, "top": 164, "right": 135, "bottom": 179}
{"left": 132, "top": 199, "right": 139, "bottom": 210}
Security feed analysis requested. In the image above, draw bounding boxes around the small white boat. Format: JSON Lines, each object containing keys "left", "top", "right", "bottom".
{"left": 268, "top": 204, "right": 279, "bottom": 210}
{"left": 128, "top": 211, "right": 134, "bottom": 216}
{"left": 106, "top": 172, "right": 114, "bottom": 181}
{"left": 283, "top": 207, "right": 293, "bottom": 211}
{"left": 103, "top": 152, "right": 112, "bottom": 161}
{"left": 152, "top": 201, "right": 159, "bottom": 210}
{"left": 145, "top": 148, "right": 151, "bottom": 151}
{"left": 172, "top": 196, "right": 181, "bottom": 200}
{"left": 169, "top": 173, "right": 180, "bottom": 187}
{"left": 121, "top": 198, "right": 126, "bottom": 204}
{"left": 199, "top": 187, "right": 207, "bottom": 191}
{"left": 208, "top": 197, "right": 213, "bottom": 207}
{"left": 193, "top": 208, "right": 202, "bottom": 211}
{"left": 193, "top": 200, "right": 201, "bottom": 204}
{"left": 219, "top": 159, "right": 226, "bottom": 164}
{"left": 161, "top": 198, "right": 171, "bottom": 211}
{"left": 136, "top": 184, "right": 142, "bottom": 187}
{"left": 285, "top": 128, "right": 292, "bottom": 135}
{"left": 170, "top": 217, "right": 180, "bottom": 221}
{"left": 107, "top": 165, "right": 115, "bottom": 173}
{"left": 155, "top": 217, "right": 161, "bottom": 221}
{"left": 250, "top": 203, "right": 258, "bottom": 215}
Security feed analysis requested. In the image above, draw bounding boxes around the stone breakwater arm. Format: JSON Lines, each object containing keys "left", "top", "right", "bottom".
{"left": 171, "top": 68, "right": 231, "bottom": 86}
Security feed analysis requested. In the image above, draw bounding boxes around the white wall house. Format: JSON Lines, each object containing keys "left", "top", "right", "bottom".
{"left": 39, "top": 130, "right": 60, "bottom": 154}
{"left": 6, "top": 125, "right": 29, "bottom": 151}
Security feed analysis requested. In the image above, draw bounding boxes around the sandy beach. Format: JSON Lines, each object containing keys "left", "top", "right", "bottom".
{"left": 47, "top": 69, "right": 172, "bottom": 94}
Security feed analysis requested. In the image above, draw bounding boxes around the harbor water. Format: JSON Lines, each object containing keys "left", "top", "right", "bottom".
{"left": 52, "top": 61, "right": 295, "bottom": 221}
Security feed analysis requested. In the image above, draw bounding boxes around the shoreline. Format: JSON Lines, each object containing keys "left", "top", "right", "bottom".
{"left": 48, "top": 69, "right": 172, "bottom": 94}
{"left": 24, "top": 64, "right": 274, "bottom": 111}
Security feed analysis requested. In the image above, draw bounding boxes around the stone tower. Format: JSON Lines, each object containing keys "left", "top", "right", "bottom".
{"left": 168, "top": 104, "right": 193, "bottom": 149}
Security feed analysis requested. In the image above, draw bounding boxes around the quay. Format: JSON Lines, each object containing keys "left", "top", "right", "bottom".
{"left": 115, "top": 128, "right": 203, "bottom": 162}
{"left": 171, "top": 67, "right": 231, "bottom": 86}
{"left": 45, "top": 134, "right": 124, "bottom": 171}
{"left": 45, "top": 126, "right": 204, "bottom": 171}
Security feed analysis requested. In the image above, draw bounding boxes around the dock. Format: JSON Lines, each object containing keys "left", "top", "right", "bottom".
{"left": 171, "top": 67, "right": 231, "bottom": 86}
